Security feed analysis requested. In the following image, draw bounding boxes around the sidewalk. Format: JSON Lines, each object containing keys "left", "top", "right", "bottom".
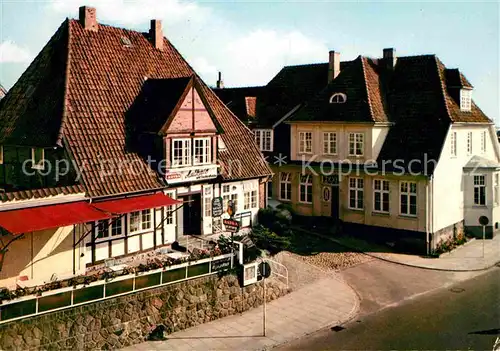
{"left": 122, "top": 275, "right": 359, "bottom": 351}
{"left": 320, "top": 231, "right": 500, "bottom": 272}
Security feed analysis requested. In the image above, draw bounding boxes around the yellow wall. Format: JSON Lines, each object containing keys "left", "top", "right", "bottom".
{"left": 289, "top": 122, "right": 390, "bottom": 163}
{"left": 0, "top": 224, "right": 87, "bottom": 287}
{"left": 270, "top": 164, "right": 428, "bottom": 233}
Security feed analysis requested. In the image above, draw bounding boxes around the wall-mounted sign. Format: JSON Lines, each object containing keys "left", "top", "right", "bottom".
{"left": 212, "top": 197, "right": 223, "bottom": 217}
{"left": 210, "top": 257, "right": 232, "bottom": 272}
{"left": 242, "top": 262, "right": 259, "bottom": 286}
{"left": 165, "top": 164, "right": 218, "bottom": 184}
{"left": 223, "top": 218, "right": 240, "bottom": 233}
{"left": 226, "top": 199, "right": 235, "bottom": 217}
{"left": 322, "top": 186, "right": 331, "bottom": 202}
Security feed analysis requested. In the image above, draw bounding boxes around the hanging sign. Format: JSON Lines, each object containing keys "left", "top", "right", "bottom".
{"left": 212, "top": 197, "right": 223, "bottom": 217}
{"left": 223, "top": 218, "right": 240, "bottom": 233}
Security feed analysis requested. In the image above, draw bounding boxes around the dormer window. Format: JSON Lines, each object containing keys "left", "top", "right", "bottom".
{"left": 31, "top": 148, "right": 45, "bottom": 170}
{"left": 460, "top": 89, "right": 472, "bottom": 112}
{"left": 329, "top": 93, "right": 347, "bottom": 104}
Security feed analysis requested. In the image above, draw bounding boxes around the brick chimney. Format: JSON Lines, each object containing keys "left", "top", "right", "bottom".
{"left": 79, "top": 6, "right": 98, "bottom": 32}
{"left": 216, "top": 72, "right": 224, "bottom": 89}
{"left": 383, "top": 48, "right": 397, "bottom": 70}
{"left": 150, "top": 19, "right": 163, "bottom": 51}
{"left": 328, "top": 51, "right": 340, "bottom": 83}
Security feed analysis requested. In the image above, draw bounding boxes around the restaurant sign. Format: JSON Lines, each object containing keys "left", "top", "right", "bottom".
{"left": 165, "top": 164, "right": 218, "bottom": 184}
{"left": 223, "top": 218, "right": 240, "bottom": 233}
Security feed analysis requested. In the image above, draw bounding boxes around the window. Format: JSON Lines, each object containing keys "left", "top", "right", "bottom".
{"left": 244, "top": 190, "right": 258, "bottom": 210}
{"left": 166, "top": 206, "right": 174, "bottom": 224}
{"left": 194, "top": 138, "right": 211, "bottom": 165}
{"left": 130, "top": 212, "right": 141, "bottom": 232}
{"left": 267, "top": 180, "right": 273, "bottom": 199}
{"left": 31, "top": 148, "right": 45, "bottom": 170}
{"left": 348, "top": 133, "right": 364, "bottom": 156}
{"left": 400, "top": 181, "right": 417, "bottom": 216}
{"left": 460, "top": 89, "right": 472, "bottom": 112}
{"left": 323, "top": 132, "right": 337, "bottom": 155}
{"left": 299, "top": 132, "right": 312, "bottom": 154}
{"left": 473, "top": 175, "right": 486, "bottom": 206}
{"left": 172, "top": 139, "right": 191, "bottom": 167}
{"left": 204, "top": 187, "right": 212, "bottom": 217}
{"left": 481, "top": 131, "right": 486, "bottom": 154}
{"left": 349, "top": 177, "right": 364, "bottom": 210}
{"left": 373, "top": 179, "right": 390, "bottom": 213}
{"left": 96, "top": 218, "right": 123, "bottom": 240}
{"left": 254, "top": 129, "right": 273, "bottom": 152}
{"left": 329, "top": 93, "right": 347, "bottom": 104}
{"left": 299, "top": 174, "right": 313, "bottom": 203}
{"left": 467, "top": 132, "right": 472, "bottom": 155}
{"left": 222, "top": 184, "right": 238, "bottom": 212}
{"left": 279, "top": 172, "right": 292, "bottom": 201}
{"left": 494, "top": 174, "right": 499, "bottom": 206}
{"left": 450, "top": 131, "right": 457, "bottom": 157}
{"left": 141, "top": 210, "right": 152, "bottom": 230}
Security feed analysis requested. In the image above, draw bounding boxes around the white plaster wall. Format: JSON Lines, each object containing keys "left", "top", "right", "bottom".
{"left": 432, "top": 124, "right": 499, "bottom": 232}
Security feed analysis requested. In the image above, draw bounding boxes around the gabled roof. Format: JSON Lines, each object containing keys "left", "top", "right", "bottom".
{"left": 0, "top": 83, "right": 6, "bottom": 99}
{"left": 0, "top": 18, "right": 272, "bottom": 198}
{"left": 445, "top": 68, "right": 473, "bottom": 89}
{"left": 464, "top": 155, "right": 500, "bottom": 169}
{"left": 291, "top": 56, "right": 389, "bottom": 123}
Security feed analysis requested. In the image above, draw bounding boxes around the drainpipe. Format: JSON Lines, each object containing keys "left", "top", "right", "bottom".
{"left": 426, "top": 178, "right": 430, "bottom": 255}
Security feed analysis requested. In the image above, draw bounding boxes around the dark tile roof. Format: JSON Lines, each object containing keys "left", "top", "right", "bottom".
{"left": 444, "top": 68, "right": 473, "bottom": 88}
{"left": 213, "top": 86, "right": 265, "bottom": 125}
{"left": 291, "top": 57, "right": 387, "bottom": 123}
{"left": 0, "top": 18, "right": 272, "bottom": 198}
{"left": 0, "top": 185, "right": 85, "bottom": 203}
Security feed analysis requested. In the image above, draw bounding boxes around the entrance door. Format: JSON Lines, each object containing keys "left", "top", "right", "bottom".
{"left": 331, "top": 186, "right": 340, "bottom": 220}
{"left": 183, "top": 193, "right": 202, "bottom": 235}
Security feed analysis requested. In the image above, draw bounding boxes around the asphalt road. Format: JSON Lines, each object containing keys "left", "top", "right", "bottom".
{"left": 279, "top": 267, "right": 500, "bottom": 350}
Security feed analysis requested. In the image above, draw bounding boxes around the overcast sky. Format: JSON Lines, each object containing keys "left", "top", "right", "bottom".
{"left": 0, "top": 0, "right": 498, "bottom": 123}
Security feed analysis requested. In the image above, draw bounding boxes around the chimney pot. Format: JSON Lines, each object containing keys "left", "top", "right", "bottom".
{"left": 79, "top": 6, "right": 98, "bottom": 32}
{"left": 216, "top": 71, "right": 224, "bottom": 89}
{"left": 328, "top": 51, "right": 341, "bottom": 83}
{"left": 150, "top": 19, "right": 163, "bottom": 51}
{"left": 383, "top": 48, "right": 397, "bottom": 70}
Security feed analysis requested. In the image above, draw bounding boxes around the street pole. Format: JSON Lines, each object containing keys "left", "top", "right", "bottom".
{"left": 263, "top": 261, "right": 267, "bottom": 337}
{"left": 482, "top": 225, "right": 485, "bottom": 257}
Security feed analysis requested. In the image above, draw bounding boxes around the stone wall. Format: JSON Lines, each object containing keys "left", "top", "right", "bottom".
{"left": 432, "top": 220, "right": 465, "bottom": 249}
{"left": 0, "top": 274, "right": 289, "bottom": 350}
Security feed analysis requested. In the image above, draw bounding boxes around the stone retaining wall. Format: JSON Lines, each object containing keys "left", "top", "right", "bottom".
{"left": 0, "top": 274, "right": 289, "bottom": 350}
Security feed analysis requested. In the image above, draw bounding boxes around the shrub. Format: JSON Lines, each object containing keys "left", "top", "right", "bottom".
{"left": 249, "top": 225, "right": 290, "bottom": 254}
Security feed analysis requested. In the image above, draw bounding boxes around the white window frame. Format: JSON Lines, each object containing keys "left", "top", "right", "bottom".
{"left": 222, "top": 184, "right": 238, "bottom": 213}
{"left": 172, "top": 138, "right": 192, "bottom": 167}
{"left": 298, "top": 131, "right": 313, "bottom": 154}
{"left": 129, "top": 209, "right": 154, "bottom": 234}
{"left": 348, "top": 133, "right": 364, "bottom": 156}
{"left": 165, "top": 191, "right": 176, "bottom": 225}
{"left": 460, "top": 89, "right": 472, "bottom": 112}
{"left": 348, "top": 177, "right": 364, "bottom": 210}
{"left": 329, "top": 92, "right": 347, "bottom": 104}
{"left": 373, "top": 179, "right": 390, "bottom": 213}
{"left": 279, "top": 172, "right": 292, "bottom": 201}
{"left": 299, "top": 174, "right": 313, "bottom": 204}
{"left": 193, "top": 137, "right": 211, "bottom": 165}
{"left": 481, "top": 131, "right": 486, "bottom": 154}
{"left": 467, "top": 132, "right": 472, "bottom": 156}
{"left": 204, "top": 187, "right": 212, "bottom": 217}
{"left": 473, "top": 175, "right": 486, "bottom": 206}
{"left": 244, "top": 190, "right": 258, "bottom": 210}
{"left": 31, "top": 148, "right": 45, "bottom": 170}
{"left": 450, "top": 131, "right": 457, "bottom": 157}
{"left": 254, "top": 129, "right": 273, "bottom": 152}
{"left": 400, "top": 181, "right": 417, "bottom": 216}
{"left": 95, "top": 217, "right": 125, "bottom": 242}
{"left": 323, "top": 132, "right": 337, "bottom": 155}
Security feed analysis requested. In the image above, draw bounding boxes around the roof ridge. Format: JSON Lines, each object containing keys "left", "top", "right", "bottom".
{"left": 360, "top": 56, "right": 375, "bottom": 122}
{"left": 58, "top": 18, "right": 71, "bottom": 147}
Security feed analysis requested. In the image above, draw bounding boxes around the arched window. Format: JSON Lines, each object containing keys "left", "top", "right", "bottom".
{"left": 329, "top": 92, "right": 347, "bottom": 104}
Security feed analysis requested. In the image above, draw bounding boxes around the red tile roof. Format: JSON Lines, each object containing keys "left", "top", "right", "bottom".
{"left": 0, "top": 185, "right": 85, "bottom": 203}
{"left": 0, "top": 18, "right": 271, "bottom": 198}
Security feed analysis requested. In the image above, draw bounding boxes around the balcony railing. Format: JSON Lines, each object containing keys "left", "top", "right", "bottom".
{"left": 0, "top": 253, "right": 234, "bottom": 324}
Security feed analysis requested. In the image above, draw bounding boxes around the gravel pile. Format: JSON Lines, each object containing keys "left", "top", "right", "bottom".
{"left": 291, "top": 251, "right": 372, "bottom": 271}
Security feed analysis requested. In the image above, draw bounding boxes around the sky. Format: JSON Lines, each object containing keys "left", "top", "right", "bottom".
{"left": 0, "top": 0, "right": 499, "bottom": 123}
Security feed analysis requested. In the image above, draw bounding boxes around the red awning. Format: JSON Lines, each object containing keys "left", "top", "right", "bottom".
{"left": 91, "top": 193, "right": 181, "bottom": 215}
{"left": 0, "top": 201, "right": 111, "bottom": 235}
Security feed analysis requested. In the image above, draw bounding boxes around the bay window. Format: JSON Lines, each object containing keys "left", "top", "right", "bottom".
{"left": 194, "top": 138, "right": 211, "bottom": 165}
{"left": 172, "top": 139, "right": 191, "bottom": 167}
{"left": 473, "top": 175, "right": 486, "bottom": 206}
{"left": 172, "top": 137, "right": 212, "bottom": 167}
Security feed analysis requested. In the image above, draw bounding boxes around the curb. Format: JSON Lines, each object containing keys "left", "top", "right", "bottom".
{"left": 294, "top": 227, "right": 500, "bottom": 273}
